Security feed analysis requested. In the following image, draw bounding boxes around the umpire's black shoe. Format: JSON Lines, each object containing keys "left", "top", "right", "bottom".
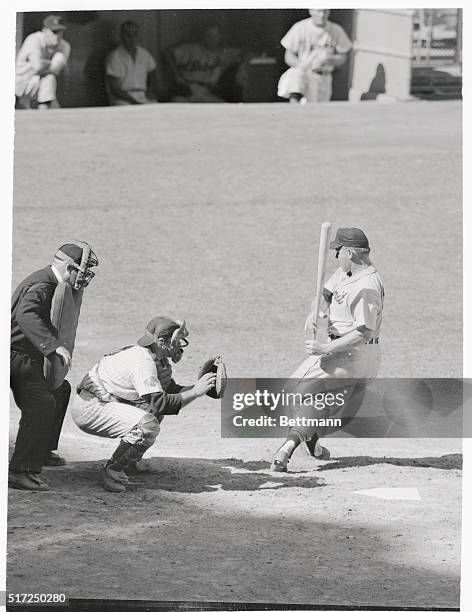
{"left": 8, "top": 471, "right": 49, "bottom": 491}
{"left": 43, "top": 452, "right": 66, "bottom": 467}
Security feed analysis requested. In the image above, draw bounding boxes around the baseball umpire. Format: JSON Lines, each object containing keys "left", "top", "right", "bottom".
{"left": 272, "top": 227, "right": 384, "bottom": 471}
{"left": 10, "top": 241, "right": 98, "bottom": 491}
{"left": 71, "top": 316, "right": 225, "bottom": 492}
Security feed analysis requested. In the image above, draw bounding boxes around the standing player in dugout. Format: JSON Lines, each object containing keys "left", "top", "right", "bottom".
{"left": 272, "top": 227, "right": 384, "bottom": 472}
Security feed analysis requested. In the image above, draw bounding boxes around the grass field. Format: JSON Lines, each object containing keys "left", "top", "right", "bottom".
{"left": 8, "top": 101, "right": 463, "bottom": 608}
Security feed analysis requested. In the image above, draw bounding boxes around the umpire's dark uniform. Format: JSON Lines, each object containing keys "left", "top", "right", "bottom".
{"left": 10, "top": 266, "right": 71, "bottom": 475}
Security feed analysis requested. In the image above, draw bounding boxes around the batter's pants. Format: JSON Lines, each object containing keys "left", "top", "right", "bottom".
{"left": 287, "top": 347, "right": 380, "bottom": 441}
{"left": 10, "top": 351, "right": 71, "bottom": 474}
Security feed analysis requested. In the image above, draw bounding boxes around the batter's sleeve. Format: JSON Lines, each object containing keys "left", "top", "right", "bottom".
{"left": 351, "top": 288, "right": 382, "bottom": 331}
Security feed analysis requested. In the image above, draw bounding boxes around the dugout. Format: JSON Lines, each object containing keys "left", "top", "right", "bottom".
{"left": 15, "top": 8, "right": 462, "bottom": 107}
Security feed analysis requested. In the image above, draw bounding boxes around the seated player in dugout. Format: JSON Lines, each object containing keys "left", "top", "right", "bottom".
{"left": 106, "top": 20, "right": 162, "bottom": 105}
{"left": 164, "top": 23, "right": 247, "bottom": 103}
{"left": 15, "top": 14, "right": 71, "bottom": 110}
{"left": 71, "top": 317, "right": 225, "bottom": 493}
{"left": 272, "top": 228, "right": 384, "bottom": 472}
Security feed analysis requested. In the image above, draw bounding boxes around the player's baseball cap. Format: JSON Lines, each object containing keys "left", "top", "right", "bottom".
{"left": 137, "top": 316, "right": 183, "bottom": 347}
{"left": 43, "top": 15, "right": 66, "bottom": 32}
{"left": 329, "top": 227, "right": 370, "bottom": 250}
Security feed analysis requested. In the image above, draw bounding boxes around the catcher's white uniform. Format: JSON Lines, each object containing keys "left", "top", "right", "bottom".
{"left": 71, "top": 345, "right": 175, "bottom": 440}
{"left": 278, "top": 17, "right": 352, "bottom": 102}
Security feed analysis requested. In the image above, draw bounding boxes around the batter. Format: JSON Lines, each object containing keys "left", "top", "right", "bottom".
{"left": 272, "top": 227, "right": 384, "bottom": 471}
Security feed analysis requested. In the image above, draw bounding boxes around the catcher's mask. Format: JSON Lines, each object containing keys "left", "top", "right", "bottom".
{"left": 137, "top": 316, "right": 189, "bottom": 363}
{"left": 54, "top": 240, "right": 99, "bottom": 290}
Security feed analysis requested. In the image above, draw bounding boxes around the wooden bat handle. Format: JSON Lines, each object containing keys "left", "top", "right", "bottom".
{"left": 313, "top": 222, "right": 331, "bottom": 340}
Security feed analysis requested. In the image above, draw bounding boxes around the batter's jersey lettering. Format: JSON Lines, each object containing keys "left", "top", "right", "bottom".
{"left": 324, "top": 266, "right": 384, "bottom": 338}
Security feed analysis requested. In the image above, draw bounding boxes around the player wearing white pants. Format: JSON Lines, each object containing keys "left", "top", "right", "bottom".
{"left": 15, "top": 15, "right": 70, "bottom": 109}
{"left": 277, "top": 9, "right": 352, "bottom": 104}
{"left": 272, "top": 227, "right": 384, "bottom": 471}
{"left": 71, "top": 316, "right": 216, "bottom": 492}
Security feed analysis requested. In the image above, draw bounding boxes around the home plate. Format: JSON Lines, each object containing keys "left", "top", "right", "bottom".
{"left": 259, "top": 482, "right": 284, "bottom": 489}
{"left": 354, "top": 487, "right": 421, "bottom": 501}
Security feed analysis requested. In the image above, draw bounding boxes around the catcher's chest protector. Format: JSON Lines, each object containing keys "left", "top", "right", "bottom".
{"left": 43, "top": 282, "right": 83, "bottom": 390}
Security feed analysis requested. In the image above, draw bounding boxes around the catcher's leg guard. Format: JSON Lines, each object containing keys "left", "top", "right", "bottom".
{"left": 109, "top": 413, "right": 160, "bottom": 471}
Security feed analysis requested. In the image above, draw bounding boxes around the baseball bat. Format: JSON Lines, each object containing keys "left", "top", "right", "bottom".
{"left": 312, "top": 221, "right": 332, "bottom": 340}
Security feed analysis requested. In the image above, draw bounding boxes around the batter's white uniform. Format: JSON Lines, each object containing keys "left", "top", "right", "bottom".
{"left": 278, "top": 18, "right": 352, "bottom": 102}
{"left": 71, "top": 345, "right": 174, "bottom": 441}
{"left": 15, "top": 31, "right": 71, "bottom": 105}
{"left": 288, "top": 265, "right": 384, "bottom": 440}
{"left": 294, "top": 265, "right": 384, "bottom": 381}
{"left": 106, "top": 45, "right": 157, "bottom": 105}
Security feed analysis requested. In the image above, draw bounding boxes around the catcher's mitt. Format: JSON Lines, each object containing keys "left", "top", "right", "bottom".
{"left": 198, "top": 355, "right": 227, "bottom": 399}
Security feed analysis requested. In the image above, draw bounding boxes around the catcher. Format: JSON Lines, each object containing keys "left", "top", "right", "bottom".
{"left": 71, "top": 316, "right": 226, "bottom": 492}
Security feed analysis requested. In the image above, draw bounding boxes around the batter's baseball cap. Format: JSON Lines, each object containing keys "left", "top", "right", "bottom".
{"left": 329, "top": 227, "right": 370, "bottom": 250}
{"left": 43, "top": 15, "right": 66, "bottom": 32}
{"left": 137, "top": 316, "right": 182, "bottom": 347}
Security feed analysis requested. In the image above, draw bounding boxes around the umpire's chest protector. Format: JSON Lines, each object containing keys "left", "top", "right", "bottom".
{"left": 43, "top": 282, "right": 83, "bottom": 390}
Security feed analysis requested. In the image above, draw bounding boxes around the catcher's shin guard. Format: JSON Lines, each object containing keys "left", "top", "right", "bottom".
{"left": 108, "top": 442, "right": 148, "bottom": 472}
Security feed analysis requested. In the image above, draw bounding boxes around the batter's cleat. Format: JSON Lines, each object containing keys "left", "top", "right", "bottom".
{"left": 272, "top": 459, "right": 288, "bottom": 473}
{"left": 43, "top": 451, "right": 66, "bottom": 467}
{"left": 271, "top": 448, "right": 290, "bottom": 472}
{"left": 8, "top": 471, "right": 50, "bottom": 491}
{"left": 100, "top": 467, "right": 127, "bottom": 492}
{"left": 303, "top": 435, "right": 331, "bottom": 460}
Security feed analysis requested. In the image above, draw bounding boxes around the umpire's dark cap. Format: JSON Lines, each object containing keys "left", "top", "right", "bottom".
{"left": 55, "top": 243, "right": 83, "bottom": 264}
{"left": 43, "top": 15, "right": 66, "bottom": 31}
{"left": 138, "top": 316, "right": 180, "bottom": 347}
{"left": 329, "top": 227, "right": 369, "bottom": 250}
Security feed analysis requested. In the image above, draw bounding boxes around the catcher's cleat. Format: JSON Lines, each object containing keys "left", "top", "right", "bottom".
{"left": 124, "top": 460, "right": 152, "bottom": 475}
{"left": 43, "top": 451, "right": 66, "bottom": 467}
{"left": 104, "top": 461, "right": 130, "bottom": 483}
{"left": 303, "top": 434, "right": 331, "bottom": 460}
{"left": 100, "top": 467, "right": 127, "bottom": 492}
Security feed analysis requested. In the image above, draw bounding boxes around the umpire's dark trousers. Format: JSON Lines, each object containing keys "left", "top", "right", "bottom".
{"left": 10, "top": 351, "right": 71, "bottom": 474}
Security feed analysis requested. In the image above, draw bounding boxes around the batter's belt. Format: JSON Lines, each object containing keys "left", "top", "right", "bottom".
{"left": 329, "top": 333, "right": 379, "bottom": 345}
